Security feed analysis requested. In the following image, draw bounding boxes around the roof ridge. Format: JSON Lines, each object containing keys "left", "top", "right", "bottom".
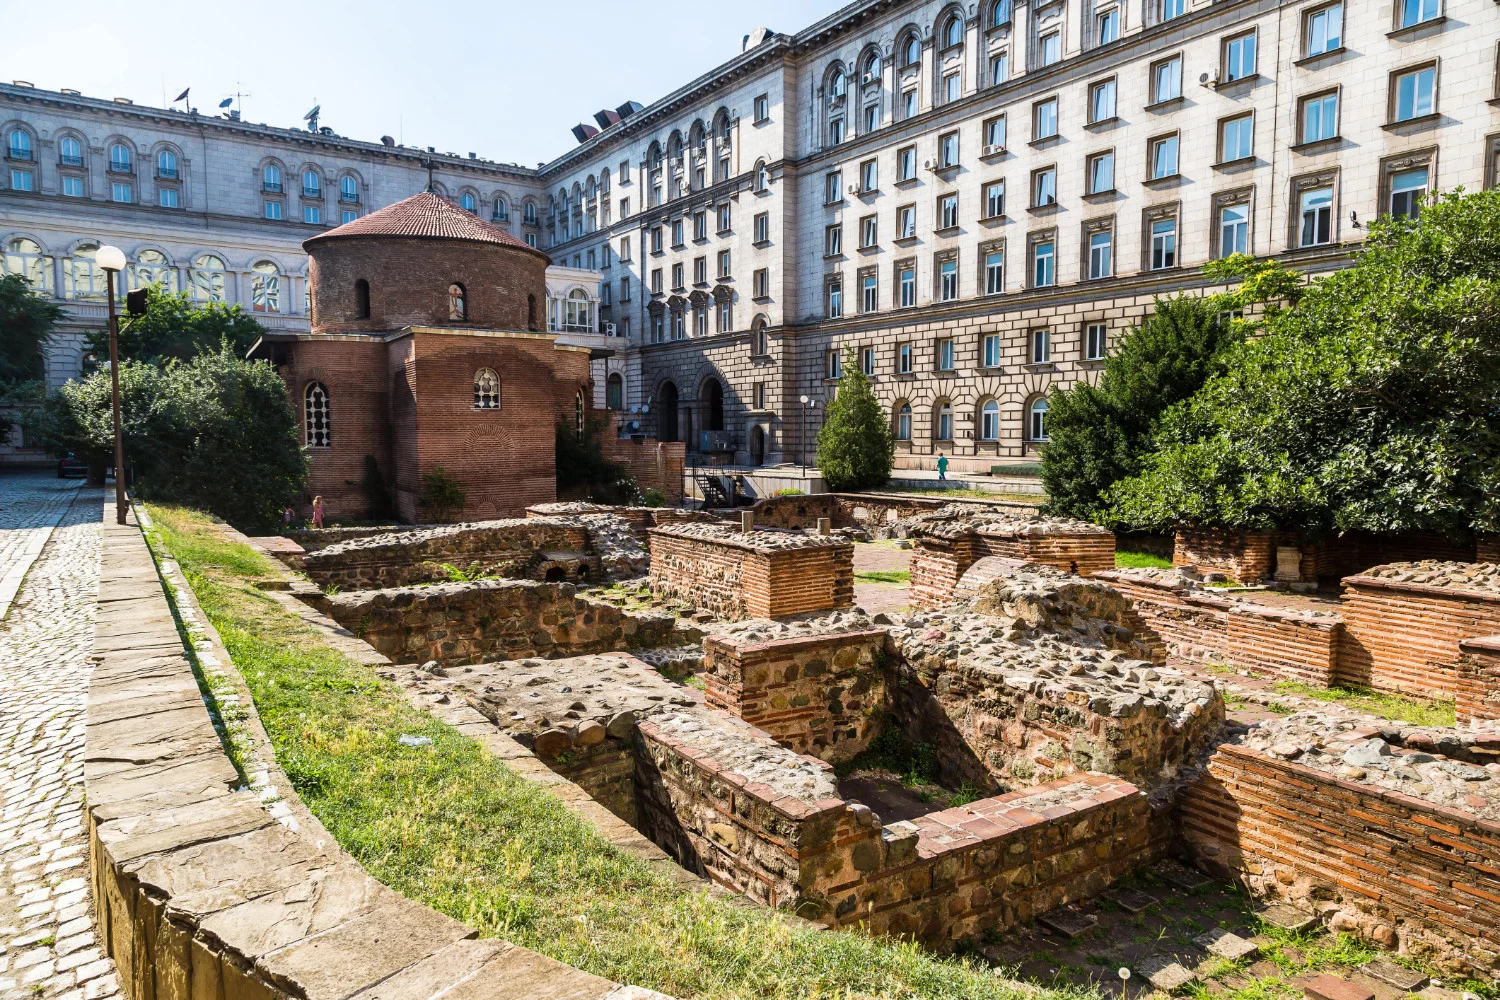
{"left": 304, "top": 191, "right": 549, "bottom": 260}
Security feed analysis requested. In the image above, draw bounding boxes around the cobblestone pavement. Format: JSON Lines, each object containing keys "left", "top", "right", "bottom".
{"left": 0, "top": 479, "right": 116, "bottom": 1000}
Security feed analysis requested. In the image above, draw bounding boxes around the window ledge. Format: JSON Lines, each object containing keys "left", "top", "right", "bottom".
{"left": 693, "top": 281, "right": 710, "bottom": 289}
{"left": 1078, "top": 357, "right": 1107, "bottom": 367}
{"left": 752, "top": 239, "right": 772, "bottom": 249}
{"left": 1212, "top": 156, "right": 1258, "bottom": 172}
{"left": 751, "top": 295, "right": 771, "bottom": 304}
{"left": 671, "top": 243, "right": 686, "bottom": 251}
{"left": 1082, "top": 189, "right": 1119, "bottom": 203}
{"left": 935, "top": 368, "right": 957, "bottom": 376}
{"left": 717, "top": 228, "right": 732, "bottom": 237}
{"left": 857, "top": 244, "right": 881, "bottom": 255}
{"left": 894, "top": 177, "right": 920, "bottom": 189}
{"left": 934, "top": 225, "right": 961, "bottom": 238}
{"left": 1028, "top": 202, "right": 1061, "bottom": 215}
{"left": 979, "top": 147, "right": 1008, "bottom": 162}
{"left": 1144, "top": 96, "right": 1186, "bottom": 113}
{"left": 856, "top": 187, "right": 879, "bottom": 198}
{"left": 1382, "top": 113, "right": 1440, "bottom": 132}
{"left": 1291, "top": 135, "right": 1342, "bottom": 153}
{"left": 1294, "top": 46, "right": 1346, "bottom": 66}
{"left": 823, "top": 253, "right": 846, "bottom": 262}
{"left": 1142, "top": 173, "right": 1183, "bottom": 189}
{"left": 106, "top": 168, "right": 135, "bottom": 177}
{"left": 824, "top": 199, "right": 845, "bottom": 208}
{"left": 1028, "top": 135, "right": 1061, "bottom": 149}
{"left": 932, "top": 164, "right": 961, "bottom": 178}
{"left": 894, "top": 235, "right": 921, "bottom": 247}
{"left": 980, "top": 214, "right": 1009, "bottom": 225}
{"left": 1387, "top": 15, "right": 1446, "bottom": 37}
{"left": 692, "top": 236, "right": 709, "bottom": 245}
{"left": 1211, "top": 72, "right": 1262, "bottom": 91}
{"left": 650, "top": 249, "right": 665, "bottom": 257}
{"left": 893, "top": 372, "right": 917, "bottom": 379}
{"left": 1085, "top": 116, "right": 1120, "bottom": 131}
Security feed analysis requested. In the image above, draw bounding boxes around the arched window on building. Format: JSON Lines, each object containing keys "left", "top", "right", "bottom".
{"left": 341, "top": 176, "right": 358, "bottom": 202}
{"left": 492, "top": 197, "right": 508, "bottom": 222}
{"left": 59, "top": 136, "right": 82, "bottom": 165}
{"left": 864, "top": 50, "right": 882, "bottom": 78}
{"left": 461, "top": 191, "right": 477, "bottom": 213}
{"left": 7, "top": 128, "right": 32, "bottom": 160}
{"left": 575, "top": 389, "right": 586, "bottom": 435}
{"left": 527, "top": 294, "right": 537, "bottom": 330}
{"left": 561, "top": 289, "right": 592, "bottom": 332}
{"left": 190, "top": 254, "right": 226, "bottom": 303}
{"left": 1029, "top": 398, "right": 1050, "bottom": 441}
{"left": 131, "top": 249, "right": 175, "bottom": 293}
{"left": 991, "top": 0, "right": 1012, "bottom": 26}
{"left": 448, "top": 283, "right": 467, "bottom": 321}
{"left": 251, "top": 261, "right": 280, "bottom": 313}
{"left": 157, "top": 149, "right": 178, "bottom": 178}
{"left": 753, "top": 323, "right": 769, "bottom": 356}
{"left": 979, "top": 398, "right": 1000, "bottom": 440}
{"left": 67, "top": 244, "right": 107, "bottom": 301}
{"left": 896, "top": 401, "right": 912, "bottom": 441}
{"left": 606, "top": 373, "right": 623, "bottom": 410}
{"left": 3, "top": 238, "right": 55, "bottom": 294}
{"left": 755, "top": 160, "right": 770, "bottom": 192}
{"left": 354, "top": 278, "right": 370, "bottom": 319}
{"left": 474, "top": 368, "right": 501, "bottom": 409}
{"left": 263, "top": 164, "right": 282, "bottom": 192}
{"left": 944, "top": 12, "right": 965, "bottom": 47}
{"left": 902, "top": 33, "right": 921, "bottom": 66}
{"left": 109, "top": 143, "right": 132, "bottom": 173}
{"left": 302, "top": 170, "right": 321, "bottom": 198}
{"left": 305, "top": 382, "right": 331, "bottom": 447}
{"left": 934, "top": 400, "right": 954, "bottom": 441}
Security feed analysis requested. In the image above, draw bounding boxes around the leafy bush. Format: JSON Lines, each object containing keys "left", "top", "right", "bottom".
{"left": 556, "top": 409, "right": 632, "bottom": 502}
{"left": 816, "top": 348, "right": 893, "bottom": 491}
{"left": 419, "top": 466, "right": 467, "bottom": 522}
{"left": 638, "top": 487, "right": 667, "bottom": 508}
{"left": 1107, "top": 191, "right": 1500, "bottom": 537}
{"left": 772, "top": 487, "right": 805, "bottom": 497}
{"left": 33, "top": 349, "right": 305, "bottom": 530}
{"left": 87, "top": 285, "right": 265, "bottom": 363}
{"left": 0, "top": 274, "right": 62, "bottom": 438}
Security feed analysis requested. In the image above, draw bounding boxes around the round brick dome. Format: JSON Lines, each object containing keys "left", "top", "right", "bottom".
{"left": 304, "top": 191, "right": 551, "bottom": 335}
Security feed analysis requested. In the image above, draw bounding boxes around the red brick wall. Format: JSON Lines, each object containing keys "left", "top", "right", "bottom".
{"left": 1479, "top": 536, "right": 1500, "bottom": 564}
{"left": 1178, "top": 744, "right": 1500, "bottom": 973}
{"left": 599, "top": 437, "right": 686, "bottom": 506}
{"left": 1338, "top": 578, "right": 1500, "bottom": 697}
{"left": 910, "top": 530, "right": 1114, "bottom": 609}
{"left": 648, "top": 531, "right": 854, "bottom": 619}
{"left": 1303, "top": 532, "right": 1477, "bottom": 582}
{"left": 1174, "top": 528, "right": 1279, "bottom": 582}
{"left": 309, "top": 235, "right": 547, "bottom": 335}
{"left": 909, "top": 536, "right": 978, "bottom": 609}
{"left": 1457, "top": 637, "right": 1500, "bottom": 725}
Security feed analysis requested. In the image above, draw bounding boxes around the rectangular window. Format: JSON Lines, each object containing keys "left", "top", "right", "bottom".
{"left": 984, "top": 248, "right": 1005, "bottom": 294}
{"left": 717, "top": 203, "right": 732, "bottom": 232}
{"left": 1097, "top": 8, "right": 1119, "bottom": 42}
{"left": 938, "top": 338, "right": 955, "bottom": 370}
{"left": 1150, "top": 217, "right": 1177, "bottom": 269}
{"left": 984, "top": 180, "right": 1005, "bottom": 218}
{"left": 111, "top": 181, "right": 132, "bottom": 203}
{"left": 898, "top": 342, "right": 913, "bottom": 373}
{"left": 1088, "top": 151, "right": 1115, "bottom": 194}
{"left": 651, "top": 268, "right": 663, "bottom": 293}
{"left": 829, "top": 119, "right": 845, "bottom": 144}
{"left": 826, "top": 171, "right": 843, "bottom": 204}
{"left": 938, "top": 193, "right": 959, "bottom": 229}
{"left": 1398, "top": 0, "right": 1438, "bottom": 28}
{"left": 10, "top": 168, "right": 34, "bottom": 192}
{"left": 753, "top": 268, "right": 769, "bottom": 298}
{"left": 1219, "top": 202, "right": 1250, "bottom": 256}
{"left": 159, "top": 187, "right": 178, "bottom": 208}
{"left": 1034, "top": 98, "right": 1059, "bottom": 140}
{"left": 1162, "top": 0, "right": 1185, "bottom": 19}
{"left": 1031, "top": 329, "right": 1052, "bottom": 364}
{"left": 1086, "top": 323, "right": 1107, "bottom": 360}
{"left": 1389, "top": 166, "right": 1429, "bottom": 218}
{"left": 1089, "top": 79, "right": 1117, "bottom": 123}
{"left": 825, "top": 224, "right": 843, "bottom": 256}
{"left": 1089, "top": 230, "right": 1113, "bottom": 278}
{"left": 693, "top": 212, "right": 707, "bottom": 241}
{"left": 939, "top": 258, "right": 958, "bottom": 301}
{"left": 860, "top": 159, "right": 878, "bottom": 191}
{"left": 1223, "top": 31, "right": 1257, "bottom": 81}
{"left": 1040, "top": 31, "right": 1061, "bottom": 66}
{"left": 1149, "top": 134, "right": 1179, "bottom": 179}
{"left": 939, "top": 133, "right": 960, "bottom": 169}
{"left": 899, "top": 264, "right": 917, "bottom": 306}
{"left": 1152, "top": 56, "right": 1183, "bottom": 103}
{"left": 898, "top": 145, "right": 917, "bottom": 180}
{"left": 621, "top": 276, "right": 632, "bottom": 302}
{"left": 984, "top": 115, "right": 1007, "bottom": 151}
{"left": 827, "top": 280, "right": 843, "bottom": 319}
{"left": 620, "top": 196, "right": 631, "bottom": 218}
{"left": 717, "top": 250, "right": 731, "bottom": 277}
{"left": 990, "top": 52, "right": 1010, "bottom": 85}
{"left": 862, "top": 273, "right": 878, "bottom": 312}
{"left": 864, "top": 103, "right": 880, "bottom": 132}
{"left": 671, "top": 220, "right": 684, "bottom": 247}
{"left": 62, "top": 175, "right": 83, "bottom": 197}
{"left": 898, "top": 204, "right": 917, "bottom": 239}
{"left": 902, "top": 88, "right": 918, "bottom": 119}
{"left": 754, "top": 213, "right": 769, "bottom": 243}
{"left": 861, "top": 214, "right": 878, "bottom": 247}
{"left": 1300, "top": 92, "right": 1339, "bottom": 143}
{"left": 827, "top": 349, "right": 843, "bottom": 378}
{"left": 983, "top": 333, "right": 1002, "bottom": 367}
{"left": 753, "top": 382, "right": 766, "bottom": 409}
{"left": 754, "top": 94, "right": 769, "bottom": 122}
{"left": 1033, "top": 167, "right": 1057, "bottom": 207}
{"left": 672, "top": 263, "right": 684, "bottom": 289}
{"left": 1033, "top": 239, "right": 1055, "bottom": 287}
{"left": 1393, "top": 65, "right": 1436, "bottom": 121}
{"left": 861, "top": 346, "right": 875, "bottom": 375}
{"left": 943, "top": 72, "right": 961, "bottom": 103}
{"left": 1299, "top": 186, "right": 1333, "bottom": 246}
{"left": 651, "top": 227, "right": 663, "bottom": 253}
{"left": 1305, "top": 3, "right": 1343, "bottom": 56}
{"left": 694, "top": 256, "right": 707, "bottom": 284}
{"left": 1220, "top": 114, "right": 1254, "bottom": 162}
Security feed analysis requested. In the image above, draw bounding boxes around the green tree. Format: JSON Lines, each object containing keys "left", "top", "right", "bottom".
{"left": 1107, "top": 189, "right": 1500, "bottom": 537}
{"left": 817, "top": 347, "right": 894, "bottom": 491}
{"left": 33, "top": 349, "right": 306, "bottom": 531}
{"left": 556, "top": 410, "right": 637, "bottom": 504}
{"left": 0, "top": 273, "right": 63, "bottom": 439}
{"left": 419, "top": 467, "right": 467, "bottom": 523}
{"left": 1041, "top": 295, "right": 1238, "bottom": 521}
{"left": 86, "top": 285, "right": 265, "bottom": 363}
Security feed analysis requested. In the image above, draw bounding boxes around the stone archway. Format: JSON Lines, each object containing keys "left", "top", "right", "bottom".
{"left": 658, "top": 381, "right": 679, "bottom": 442}
{"left": 704, "top": 378, "right": 725, "bottom": 432}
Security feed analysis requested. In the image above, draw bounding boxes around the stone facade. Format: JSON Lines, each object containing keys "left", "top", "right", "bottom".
{"left": 648, "top": 523, "right": 854, "bottom": 619}
{"left": 321, "top": 579, "right": 674, "bottom": 666}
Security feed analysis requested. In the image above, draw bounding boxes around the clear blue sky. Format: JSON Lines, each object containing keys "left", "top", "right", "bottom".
{"left": 7, "top": 0, "right": 829, "bottom": 165}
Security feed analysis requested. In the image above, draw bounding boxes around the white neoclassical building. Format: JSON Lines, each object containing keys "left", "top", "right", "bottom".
{"left": 5, "top": 0, "right": 1498, "bottom": 469}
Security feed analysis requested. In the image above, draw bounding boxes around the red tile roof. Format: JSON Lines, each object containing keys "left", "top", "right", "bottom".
{"left": 303, "top": 191, "right": 549, "bottom": 260}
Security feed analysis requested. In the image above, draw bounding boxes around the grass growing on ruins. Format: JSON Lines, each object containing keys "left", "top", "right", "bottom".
{"left": 1114, "top": 551, "right": 1174, "bottom": 570}
{"left": 1269, "top": 682, "right": 1455, "bottom": 727}
{"left": 894, "top": 487, "right": 1043, "bottom": 503}
{"left": 146, "top": 503, "right": 1092, "bottom": 1000}
{"left": 856, "top": 569, "right": 911, "bottom": 584}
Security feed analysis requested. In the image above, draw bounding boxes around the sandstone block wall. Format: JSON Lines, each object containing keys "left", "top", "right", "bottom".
{"left": 648, "top": 527, "right": 854, "bottom": 619}
{"left": 302, "top": 518, "right": 593, "bottom": 590}
{"left": 1339, "top": 578, "right": 1500, "bottom": 697}
{"left": 323, "top": 578, "right": 674, "bottom": 666}
{"left": 703, "top": 629, "right": 888, "bottom": 764}
{"left": 1178, "top": 743, "right": 1500, "bottom": 974}
{"left": 1457, "top": 636, "right": 1500, "bottom": 725}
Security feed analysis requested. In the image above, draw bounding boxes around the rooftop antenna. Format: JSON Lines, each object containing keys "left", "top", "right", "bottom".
{"left": 220, "top": 84, "right": 251, "bottom": 117}
{"left": 303, "top": 103, "right": 321, "bottom": 132}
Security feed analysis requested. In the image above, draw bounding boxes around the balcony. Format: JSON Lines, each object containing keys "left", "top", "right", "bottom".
{"left": 157, "top": 168, "right": 178, "bottom": 180}
{"left": 340, "top": 192, "right": 360, "bottom": 205}
{"left": 59, "top": 154, "right": 84, "bottom": 167}
{"left": 263, "top": 182, "right": 282, "bottom": 194}
{"left": 302, "top": 187, "right": 321, "bottom": 199}
{"left": 6, "top": 149, "right": 33, "bottom": 163}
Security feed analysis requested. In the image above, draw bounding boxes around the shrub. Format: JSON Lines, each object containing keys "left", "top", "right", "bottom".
{"left": 419, "top": 466, "right": 467, "bottom": 522}
{"left": 816, "top": 347, "right": 894, "bottom": 491}
{"left": 86, "top": 284, "right": 264, "bottom": 363}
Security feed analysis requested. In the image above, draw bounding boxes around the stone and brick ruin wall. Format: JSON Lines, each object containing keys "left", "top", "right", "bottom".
{"left": 525, "top": 502, "right": 713, "bottom": 545}
{"left": 744, "top": 492, "right": 1038, "bottom": 537}
{"left": 323, "top": 579, "right": 674, "bottom": 666}
{"left": 703, "top": 629, "right": 888, "bottom": 763}
{"left": 599, "top": 437, "right": 687, "bottom": 507}
{"left": 1458, "top": 637, "right": 1500, "bottom": 725}
{"left": 908, "top": 513, "right": 1116, "bottom": 609}
{"left": 1179, "top": 721, "right": 1500, "bottom": 975}
{"left": 648, "top": 523, "right": 854, "bottom": 620}
{"left": 302, "top": 517, "right": 596, "bottom": 590}
{"left": 1174, "top": 526, "right": 1482, "bottom": 584}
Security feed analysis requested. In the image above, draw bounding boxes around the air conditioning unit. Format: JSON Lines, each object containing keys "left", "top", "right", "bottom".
{"left": 1200, "top": 69, "right": 1219, "bottom": 87}
{"left": 848, "top": 182, "right": 861, "bottom": 195}
{"left": 983, "top": 143, "right": 1004, "bottom": 156}
{"left": 861, "top": 71, "right": 877, "bottom": 85}
{"left": 924, "top": 158, "right": 936, "bottom": 171}
{"left": 604, "top": 322, "right": 618, "bottom": 336}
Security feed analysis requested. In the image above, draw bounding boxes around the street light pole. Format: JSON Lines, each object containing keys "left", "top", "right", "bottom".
{"left": 97, "top": 246, "right": 128, "bottom": 526}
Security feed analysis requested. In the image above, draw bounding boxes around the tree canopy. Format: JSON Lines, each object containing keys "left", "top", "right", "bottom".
{"left": 817, "top": 347, "right": 894, "bottom": 491}
{"left": 0, "top": 273, "right": 61, "bottom": 385}
{"left": 1106, "top": 190, "right": 1500, "bottom": 538}
{"left": 88, "top": 285, "right": 265, "bottom": 364}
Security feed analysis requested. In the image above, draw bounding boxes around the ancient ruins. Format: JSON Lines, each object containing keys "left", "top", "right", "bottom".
{"left": 252, "top": 497, "right": 1500, "bottom": 975}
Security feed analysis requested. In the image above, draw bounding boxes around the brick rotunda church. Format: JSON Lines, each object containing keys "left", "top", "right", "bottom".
{"left": 251, "top": 191, "right": 597, "bottom": 522}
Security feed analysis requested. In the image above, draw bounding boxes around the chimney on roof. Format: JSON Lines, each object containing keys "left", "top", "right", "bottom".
{"left": 593, "top": 108, "right": 622, "bottom": 130}
{"left": 571, "top": 122, "right": 599, "bottom": 143}
{"left": 615, "top": 100, "right": 644, "bottom": 121}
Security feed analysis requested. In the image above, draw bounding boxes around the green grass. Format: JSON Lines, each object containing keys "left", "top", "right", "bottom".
{"left": 855, "top": 570, "right": 911, "bottom": 584}
{"left": 1114, "top": 551, "right": 1174, "bottom": 570}
{"left": 891, "top": 487, "right": 1042, "bottom": 503}
{"left": 1270, "top": 681, "right": 1455, "bottom": 727}
{"left": 146, "top": 504, "right": 1081, "bottom": 1000}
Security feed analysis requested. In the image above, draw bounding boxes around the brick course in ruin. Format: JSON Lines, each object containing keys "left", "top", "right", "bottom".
{"left": 908, "top": 511, "right": 1115, "bottom": 609}
{"left": 648, "top": 523, "right": 854, "bottom": 619}
{"left": 1457, "top": 636, "right": 1500, "bottom": 726}
{"left": 1174, "top": 526, "right": 1483, "bottom": 585}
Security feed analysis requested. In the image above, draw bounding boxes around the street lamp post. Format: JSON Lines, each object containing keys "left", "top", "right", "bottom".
{"left": 96, "top": 245, "right": 128, "bottom": 526}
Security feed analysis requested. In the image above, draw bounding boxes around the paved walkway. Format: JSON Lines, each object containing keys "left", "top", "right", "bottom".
{"left": 0, "top": 476, "right": 116, "bottom": 1000}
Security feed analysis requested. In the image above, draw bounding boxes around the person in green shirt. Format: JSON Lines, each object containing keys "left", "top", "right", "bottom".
{"left": 936, "top": 453, "right": 948, "bottom": 482}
